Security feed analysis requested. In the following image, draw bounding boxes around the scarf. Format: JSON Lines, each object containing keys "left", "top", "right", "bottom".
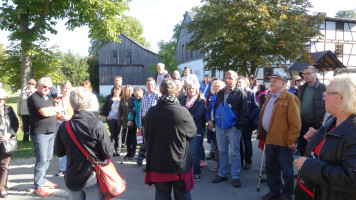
{"left": 185, "top": 95, "right": 198, "bottom": 109}
{"left": 158, "top": 94, "right": 180, "bottom": 104}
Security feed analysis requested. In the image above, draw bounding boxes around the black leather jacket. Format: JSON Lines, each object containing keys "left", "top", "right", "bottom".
{"left": 300, "top": 114, "right": 356, "bottom": 200}
{"left": 298, "top": 79, "right": 326, "bottom": 128}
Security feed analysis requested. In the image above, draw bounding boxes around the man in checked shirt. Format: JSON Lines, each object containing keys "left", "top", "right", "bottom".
{"left": 137, "top": 77, "right": 160, "bottom": 167}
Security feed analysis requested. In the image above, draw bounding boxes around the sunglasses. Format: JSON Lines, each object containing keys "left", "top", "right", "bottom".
{"left": 28, "top": 83, "right": 35, "bottom": 85}
{"left": 42, "top": 85, "right": 52, "bottom": 90}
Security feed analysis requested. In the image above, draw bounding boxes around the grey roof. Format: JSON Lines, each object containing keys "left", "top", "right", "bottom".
{"left": 325, "top": 17, "right": 356, "bottom": 23}
{"left": 287, "top": 50, "right": 345, "bottom": 71}
{"left": 187, "top": 11, "right": 197, "bottom": 20}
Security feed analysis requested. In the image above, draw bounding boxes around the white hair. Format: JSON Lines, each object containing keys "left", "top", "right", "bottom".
{"left": 328, "top": 73, "right": 356, "bottom": 114}
{"left": 70, "top": 87, "right": 93, "bottom": 111}
{"left": 38, "top": 77, "right": 52, "bottom": 87}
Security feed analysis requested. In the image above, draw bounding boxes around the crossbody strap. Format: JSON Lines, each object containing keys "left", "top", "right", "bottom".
{"left": 65, "top": 121, "right": 96, "bottom": 165}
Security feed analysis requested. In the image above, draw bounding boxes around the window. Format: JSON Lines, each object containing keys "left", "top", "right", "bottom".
{"left": 264, "top": 68, "right": 273, "bottom": 82}
{"left": 336, "top": 21, "right": 344, "bottom": 31}
{"left": 335, "top": 44, "right": 343, "bottom": 57}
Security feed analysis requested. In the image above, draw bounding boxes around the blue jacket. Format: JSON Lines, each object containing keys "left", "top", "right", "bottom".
{"left": 128, "top": 95, "right": 141, "bottom": 127}
{"left": 244, "top": 88, "right": 260, "bottom": 123}
{"left": 200, "top": 81, "right": 211, "bottom": 99}
{"left": 213, "top": 87, "right": 249, "bottom": 130}
{"left": 205, "top": 94, "right": 217, "bottom": 122}
{"left": 180, "top": 95, "right": 206, "bottom": 136}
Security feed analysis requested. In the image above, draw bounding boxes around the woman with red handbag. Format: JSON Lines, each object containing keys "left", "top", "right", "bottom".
{"left": 54, "top": 87, "right": 113, "bottom": 200}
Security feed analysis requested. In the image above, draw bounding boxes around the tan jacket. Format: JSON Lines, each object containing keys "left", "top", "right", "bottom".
{"left": 257, "top": 89, "right": 301, "bottom": 146}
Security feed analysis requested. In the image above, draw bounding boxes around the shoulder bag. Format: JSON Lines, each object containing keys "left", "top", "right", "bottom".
{"left": 1, "top": 136, "right": 19, "bottom": 155}
{"left": 65, "top": 121, "right": 126, "bottom": 200}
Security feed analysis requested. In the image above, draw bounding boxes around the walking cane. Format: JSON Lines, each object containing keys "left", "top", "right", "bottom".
{"left": 120, "top": 127, "right": 129, "bottom": 165}
{"left": 257, "top": 144, "right": 266, "bottom": 192}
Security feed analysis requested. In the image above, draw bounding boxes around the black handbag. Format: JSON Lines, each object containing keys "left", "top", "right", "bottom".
{"left": 1, "top": 136, "right": 19, "bottom": 155}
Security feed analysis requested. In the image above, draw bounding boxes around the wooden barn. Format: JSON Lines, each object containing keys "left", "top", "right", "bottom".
{"left": 98, "top": 34, "right": 160, "bottom": 96}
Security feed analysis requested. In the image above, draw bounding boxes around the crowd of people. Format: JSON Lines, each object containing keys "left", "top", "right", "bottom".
{"left": 0, "top": 62, "right": 354, "bottom": 200}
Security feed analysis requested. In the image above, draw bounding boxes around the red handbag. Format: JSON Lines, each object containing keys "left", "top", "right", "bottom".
{"left": 65, "top": 121, "right": 126, "bottom": 200}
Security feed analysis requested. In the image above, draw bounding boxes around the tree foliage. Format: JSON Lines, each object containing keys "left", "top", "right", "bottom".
{"left": 0, "top": 0, "right": 129, "bottom": 89}
{"left": 335, "top": 10, "right": 356, "bottom": 19}
{"left": 0, "top": 42, "right": 62, "bottom": 89}
{"left": 61, "top": 51, "right": 89, "bottom": 86}
{"left": 187, "top": 0, "right": 324, "bottom": 76}
{"left": 157, "top": 40, "right": 179, "bottom": 74}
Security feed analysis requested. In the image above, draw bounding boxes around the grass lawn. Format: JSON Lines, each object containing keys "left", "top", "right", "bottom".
{"left": 5, "top": 97, "right": 110, "bottom": 158}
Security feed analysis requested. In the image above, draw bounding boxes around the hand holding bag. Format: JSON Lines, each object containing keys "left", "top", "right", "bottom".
{"left": 1, "top": 135, "right": 19, "bottom": 155}
{"left": 65, "top": 121, "right": 126, "bottom": 200}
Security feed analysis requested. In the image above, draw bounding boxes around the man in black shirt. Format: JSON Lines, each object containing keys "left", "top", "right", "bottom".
{"left": 28, "top": 77, "right": 62, "bottom": 197}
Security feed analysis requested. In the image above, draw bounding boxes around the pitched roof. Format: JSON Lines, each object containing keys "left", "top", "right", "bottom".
{"left": 286, "top": 50, "right": 345, "bottom": 72}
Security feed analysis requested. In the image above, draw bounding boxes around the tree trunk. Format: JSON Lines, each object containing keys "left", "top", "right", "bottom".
{"left": 20, "top": 43, "right": 33, "bottom": 90}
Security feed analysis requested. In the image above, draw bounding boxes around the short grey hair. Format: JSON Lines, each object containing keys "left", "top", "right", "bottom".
{"left": 226, "top": 70, "right": 238, "bottom": 79}
{"left": 38, "top": 77, "right": 52, "bottom": 87}
{"left": 304, "top": 66, "right": 318, "bottom": 73}
{"left": 70, "top": 87, "right": 93, "bottom": 111}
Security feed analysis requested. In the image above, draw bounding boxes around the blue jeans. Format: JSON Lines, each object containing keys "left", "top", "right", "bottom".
{"left": 55, "top": 122, "right": 67, "bottom": 172}
{"left": 67, "top": 183, "right": 104, "bottom": 200}
{"left": 189, "top": 136, "right": 200, "bottom": 176}
{"left": 265, "top": 144, "right": 294, "bottom": 197}
{"left": 198, "top": 127, "right": 206, "bottom": 161}
{"left": 155, "top": 180, "right": 192, "bottom": 200}
{"left": 31, "top": 133, "right": 55, "bottom": 189}
{"left": 216, "top": 126, "right": 242, "bottom": 179}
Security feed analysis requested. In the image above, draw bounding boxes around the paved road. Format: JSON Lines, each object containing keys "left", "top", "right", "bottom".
{"left": 6, "top": 135, "right": 279, "bottom": 200}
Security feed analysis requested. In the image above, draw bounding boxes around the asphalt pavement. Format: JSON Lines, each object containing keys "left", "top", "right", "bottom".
{"left": 6, "top": 135, "right": 277, "bottom": 200}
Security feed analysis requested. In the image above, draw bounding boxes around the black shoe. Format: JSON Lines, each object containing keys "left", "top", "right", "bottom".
{"left": 232, "top": 179, "right": 241, "bottom": 188}
{"left": 124, "top": 154, "right": 130, "bottom": 159}
{"left": 277, "top": 195, "right": 291, "bottom": 200}
{"left": 212, "top": 175, "right": 228, "bottom": 183}
{"left": 55, "top": 170, "right": 65, "bottom": 176}
{"left": 195, "top": 174, "right": 201, "bottom": 182}
{"left": 262, "top": 192, "right": 280, "bottom": 200}
{"left": 206, "top": 152, "right": 215, "bottom": 160}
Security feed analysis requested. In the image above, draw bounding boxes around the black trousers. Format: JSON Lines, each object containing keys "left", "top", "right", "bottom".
{"left": 298, "top": 121, "right": 318, "bottom": 156}
{"left": 108, "top": 119, "right": 122, "bottom": 151}
{"left": 21, "top": 115, "right": 30, "bottom": 141}
{"left": 122, "top": 127, "right": 137, "bottom": 155}
{"left": 154, "top": 180, "right": 191, "bottom": 200}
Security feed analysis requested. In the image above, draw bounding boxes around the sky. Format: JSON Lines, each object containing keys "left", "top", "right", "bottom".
{"left": 0, "top": 0, "right": 356, "bottom": 57}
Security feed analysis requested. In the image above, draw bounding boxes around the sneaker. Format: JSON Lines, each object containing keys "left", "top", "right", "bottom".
{"left": 34, "top": 188, "right": 51, "bottom": 197}
{"left": 42, "top": 180, "right": 58, "bottom": 188}
{"left": 206, "top": 152, "right": 215, "bottom": 160}
{"left": 243, "top": 163, "right": 252, "bottom": 170}
{"left": 211, "top": 175, "right": 228, "bottom": 183}
{"left": 55, "top": 170, "right": 65, "bottom": 176}
{"left": 232, "top": 179, "right": 241, "bottom": 188}
{"left": 262, "top": 192, "right": 280, "bottom": 200}
{"left": 200, "top": 160, "right": 207, "bottom": 168}
{"left": 194, "top": 174, "right": 201, "bottom": 182}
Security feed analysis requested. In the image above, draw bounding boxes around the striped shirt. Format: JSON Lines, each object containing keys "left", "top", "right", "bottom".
{"left": 139, "top": 91, "right": 159, "bottom": 129}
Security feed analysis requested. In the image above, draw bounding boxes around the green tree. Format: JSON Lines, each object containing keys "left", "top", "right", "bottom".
{"left": 61, "top": 51, "right": 89, "bottom": 86}
{"left": 187, "top": 0, "right": 324, "bottom": 76}
{"left": 157, "top": 40, "right": 178, "bottom": 74}
{"left": 0, "top": 42, "right": 62, "bottom": 89}
{"left": 0, "top": 0, "right": 129, "bottom": 90}
{"left": 335, "top": 10, "right": 356, "bottom": 19}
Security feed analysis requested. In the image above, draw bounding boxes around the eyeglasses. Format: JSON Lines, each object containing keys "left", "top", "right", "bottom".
{"left": 28, "top": 83, "right": 35, "bottom": 85}
{"left": 42, "top": 85, "right": 52, "bottom": 90}
{"left": 302, "top": 72, "right": 314, "bottom": 76}
{"left": 323, "top": 91, "right": 339, "bottom": 97}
